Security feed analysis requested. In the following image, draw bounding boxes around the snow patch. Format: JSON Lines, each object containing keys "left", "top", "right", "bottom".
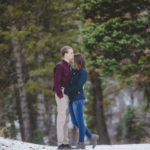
{"left": 0, "top": 137, "right": 150, "bottom": 150}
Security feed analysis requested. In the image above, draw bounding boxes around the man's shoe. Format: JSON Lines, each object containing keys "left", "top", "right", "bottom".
{"left": 64, "top": 144, "right": 72, "bottom": 149}
{"left": 91, "top": 134, "right": 99, "bottom": 149}
{"left": 58, "top": 144, "right": 67, "bottom": 149}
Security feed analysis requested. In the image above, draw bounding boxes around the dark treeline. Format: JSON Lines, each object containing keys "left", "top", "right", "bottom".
{"left": 0, "top": 0, "right": 150, "bottom": 145}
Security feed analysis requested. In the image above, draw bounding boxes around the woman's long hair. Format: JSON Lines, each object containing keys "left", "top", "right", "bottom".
{"left": 74, "top": 53, "right": 86, "bottom": 70}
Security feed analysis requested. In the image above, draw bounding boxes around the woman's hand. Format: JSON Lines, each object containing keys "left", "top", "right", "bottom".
{"left": 61, "top": 87, "right": 64, "bottom": 95}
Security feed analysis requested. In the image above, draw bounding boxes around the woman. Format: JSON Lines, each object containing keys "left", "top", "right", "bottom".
{"left": 62, "top": 53, "right": 99, "bottom": 149}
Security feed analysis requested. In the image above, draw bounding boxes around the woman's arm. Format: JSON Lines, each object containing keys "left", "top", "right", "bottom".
{"left": 64, "top": 69, "right": 87, "bottom": 95}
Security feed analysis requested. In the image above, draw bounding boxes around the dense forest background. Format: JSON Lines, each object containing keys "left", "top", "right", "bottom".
{"left": 0, "top": 0, "right": 150, "bottom": 146}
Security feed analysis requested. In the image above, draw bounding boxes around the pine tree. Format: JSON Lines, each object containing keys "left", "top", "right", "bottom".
{"left": 0, "top": 0, "right": 80, "bottom": 143}
{"left": 79, "top": 0, "right": 150, "bottom": 144}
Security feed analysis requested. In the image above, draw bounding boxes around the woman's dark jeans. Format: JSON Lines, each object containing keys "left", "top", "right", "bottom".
{"left": 69, "top": 100, "right": 92, "bottom": 142}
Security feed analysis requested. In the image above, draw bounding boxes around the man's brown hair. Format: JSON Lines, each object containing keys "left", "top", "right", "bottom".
{"left": 60, "top": 46, "right": 72, "bottom": 57}
{"left": 74, "top": 53, "right": 86, "bottom": 70}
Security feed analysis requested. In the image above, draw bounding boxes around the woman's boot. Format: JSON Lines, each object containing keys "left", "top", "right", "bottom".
{"left": 91, "top": 134, "right": 99, "bottom": 148}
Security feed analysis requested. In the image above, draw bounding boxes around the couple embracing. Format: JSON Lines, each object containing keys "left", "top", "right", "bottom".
{"left": 53, "top": 46, "right": 99, "bottom": 150}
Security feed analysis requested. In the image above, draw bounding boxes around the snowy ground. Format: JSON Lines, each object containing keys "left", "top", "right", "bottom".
{"left": 0, "top": 137, "right": 150, "bottom": 150}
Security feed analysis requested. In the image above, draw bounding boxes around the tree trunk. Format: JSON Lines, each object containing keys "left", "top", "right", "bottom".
{"left": 90, "top": 72, "right": 110, "bottom": 144}
{"left": 37, "top": 90, "right": 46, "bottom": 131}
{"left": 36, "top": 53, "right": 46, "bottom": 143}
{"left": 12, "top": 26, "right": 31, "bottom": 142}
{"left": 48, "top": 103, "right": 57, "bottom": 145}
{"left": 145, "top": 85, "right": 150, "bottom": 109}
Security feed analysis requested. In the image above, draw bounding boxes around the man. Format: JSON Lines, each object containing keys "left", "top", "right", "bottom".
{"left": 53, "top": 46, "right": 74, "bottom": 149}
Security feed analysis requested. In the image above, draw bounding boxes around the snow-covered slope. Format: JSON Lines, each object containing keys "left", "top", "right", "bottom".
{"left": 0, "top": 137, "right": 150, "bottom": 150}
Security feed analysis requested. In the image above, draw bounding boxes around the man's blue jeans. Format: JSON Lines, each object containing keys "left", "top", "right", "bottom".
{"left": 69, "top": 100, "right": 92, "bottom": 142}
